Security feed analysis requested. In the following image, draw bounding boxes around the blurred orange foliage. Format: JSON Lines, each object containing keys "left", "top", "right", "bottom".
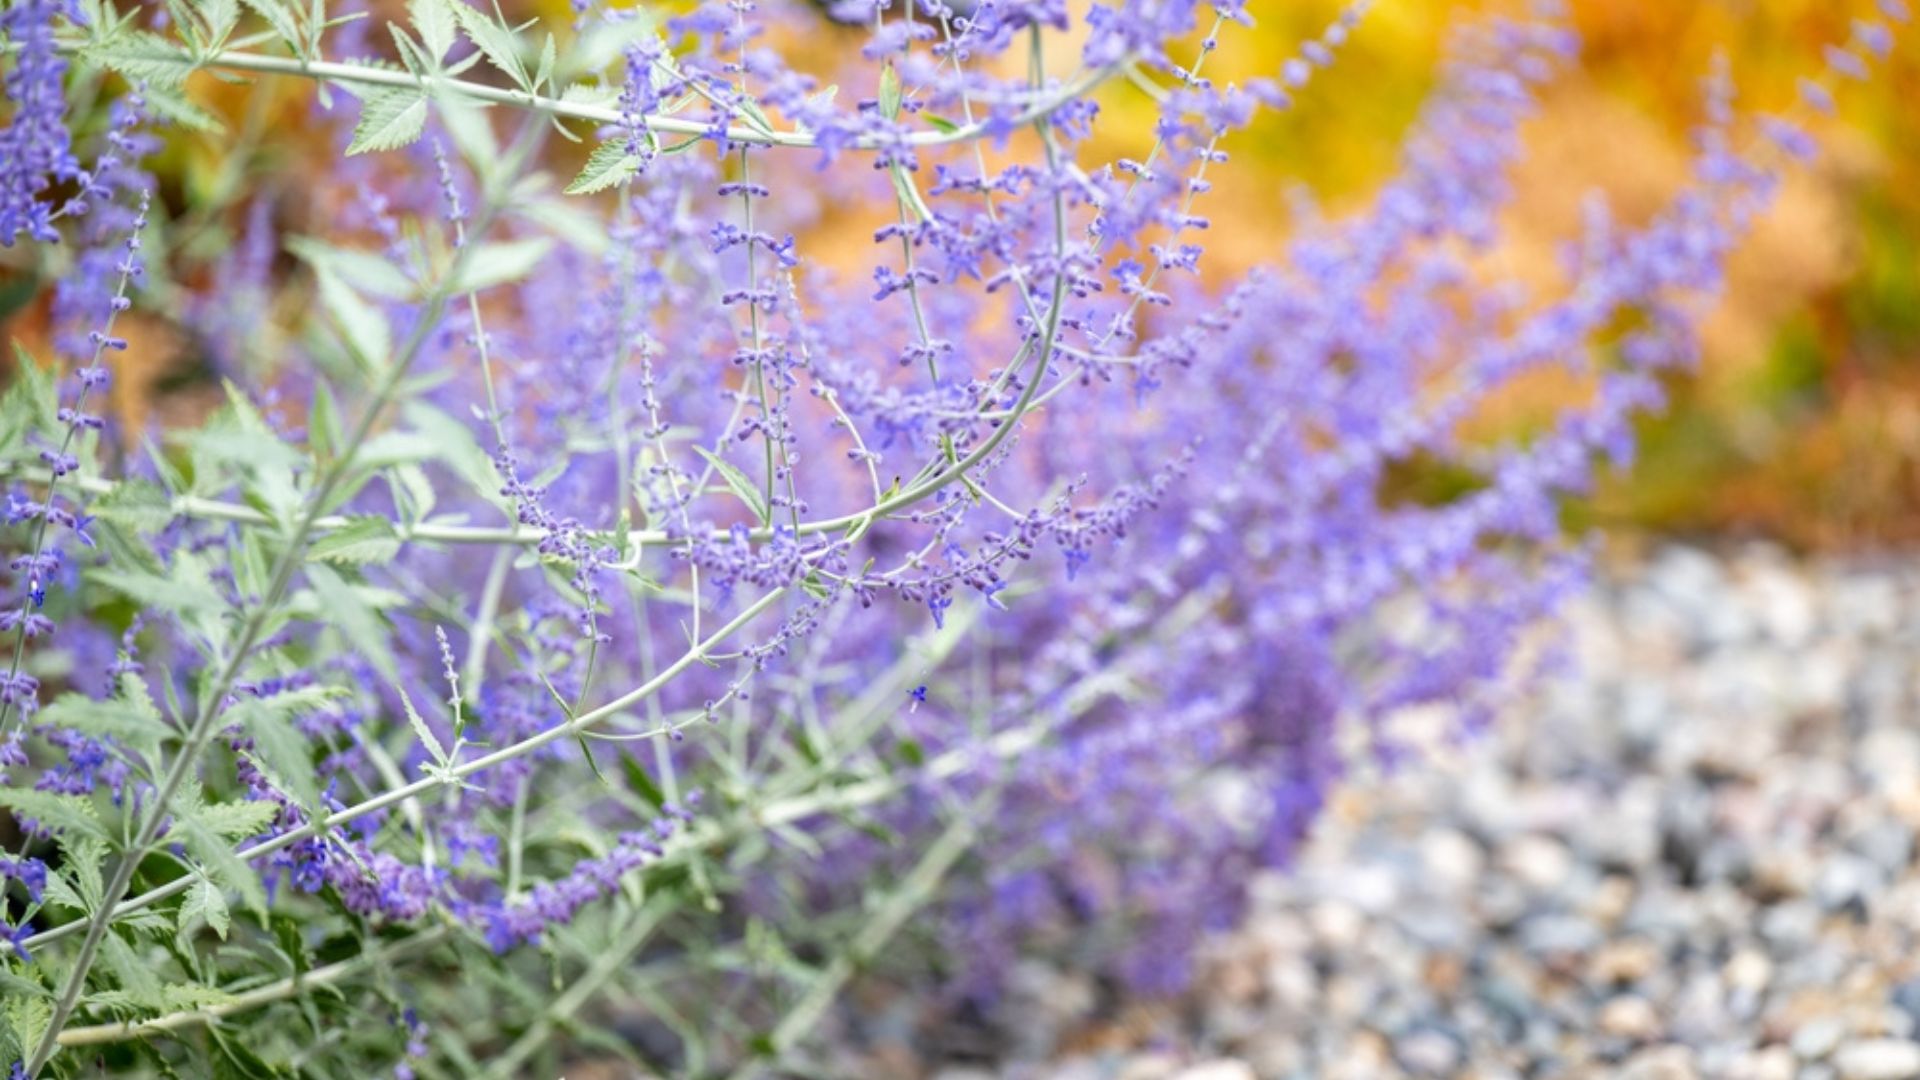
{"left": 1186, "top": 1, "right": 1920, "bottom": 549}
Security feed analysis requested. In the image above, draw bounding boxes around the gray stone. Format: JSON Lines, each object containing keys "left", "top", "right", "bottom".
{"left": 1393, "top": 1029, "right": 1463, "bottom": 1076}
{"left": 1793, "top": 1017, "right": 1848, "bottom": 1061}
{"left": 1833, "top": 1040, "right": 1920, "bottom": 1080}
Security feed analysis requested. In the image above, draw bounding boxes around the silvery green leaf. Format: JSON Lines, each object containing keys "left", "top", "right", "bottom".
{"left": 238, "top": 0, "right": 302, "bottom": 48}
{"left": 91, "top": 477, "right": 174, "bottom": 532}
{"left": 566, "top": 140, "right": 644, "bottom": 196}
{"left": 0, "top": 789, "right": 110, "bottom": 842}
{"left": 347, "top": 88, "right": 431, "bottom": 156}
{"left": 312, "top": 264, "right": 393, "bottom": 369}
{"left": 180, "top": 797, "right": 279, "bottom": 842}
{"left": 695, "top": 446, "right": 769, "bottom": 524}
{"left": 229, "top": 695, "right": 326, "bottom": 809}
{"left": 398, "top": 685, "right": 448, "bottom": 768}
{"left": 0, "top": 972, "right": 49, "bottom": 1002}
{"left": 100, "top": 934, "right": 165, "bottom": 1009}
{"left": 171, "top": 870, "right": 251, "bottom": 940}
{"left": 879, "top": 61, "right": 902, "bottom": 121}
{"left": 199, "top": 0, "right": 240, "bottom": 42}
{"left": 287, "top": 236, "right": 418, "bottom": 298}
{"left": 3, "top": 999, "right": 52, "bottom": 1076}
{"left": 35, "top": 693, "right": 167, "bottom": 757}
{"left": 535, "top": 32, "right": 556, "bottom": 91}
{"left": 80, "top": 31, "right": 196, "bottom": 89}
{"left": 446, "top": 0, "right": 526, "bottom": 88}
{"left": 66, "top": 836, "right": 107, "bottom": 913}
{"left": 408, "top": 0, "right": 455, "bottom": 60}
{"left": 308, "top": 515, "right": 403, "bottom": 566}
{"left": 389, "top": 23, "right": 434, "bottom": 77}
{"left": 90, "top": 565, "right": 226, "bottom": 618}
{"left": 401, "top": 401, "right": 509, "bottom": 507}
{"left": 42, "top": 869, "right": 90, "bottom": 914}
{"left": 561, "top": 81, "right": 619, "bottom": 106}
{"left": 448, "top": 237, "right": 553, "bottom": 293}
{"left": 142, "top": 84, "right": 224, "bottom": 132}
{"left": 174, "top": 811, "right": 269, "bottom": 923}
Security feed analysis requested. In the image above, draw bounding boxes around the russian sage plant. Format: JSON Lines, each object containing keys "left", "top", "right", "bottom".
{"left": 0, "top": 0, "right": 1902, "bottom": 1073}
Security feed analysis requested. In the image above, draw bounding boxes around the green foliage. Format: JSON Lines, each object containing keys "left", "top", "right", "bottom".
{"left": 346, "top": 89, "right": 431, "bottom": 156}
{"left": 566, "top": 139, "right": 645, "bottom": 195}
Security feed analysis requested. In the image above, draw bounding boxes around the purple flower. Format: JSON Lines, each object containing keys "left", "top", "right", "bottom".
{"left": 0, "top": 0, "right": 81, "bottom": 247}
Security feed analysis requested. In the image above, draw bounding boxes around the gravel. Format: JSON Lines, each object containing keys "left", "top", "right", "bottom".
{"left": 928, "top": 544, "right": 1920, "bottom": 1078}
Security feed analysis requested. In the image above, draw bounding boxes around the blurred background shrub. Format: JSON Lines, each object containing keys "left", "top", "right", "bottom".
{"left": 4, "top": 0, "right": 1913, "bottom": 552}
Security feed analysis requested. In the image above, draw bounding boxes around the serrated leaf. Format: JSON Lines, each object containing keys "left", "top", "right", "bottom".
{"left": 239, "top": 0, "right": 302, "bottom": 47}
{"left": 534, "top": 32, "right": 555, "bottom": 91}
{"left": 566, "top": 139, "right": 644, "bottom": 196}
{"left": 390, "top": 23, "right": 433, "bottom": 77}
{"left": 81, "top": 31, "right": 196, "bottom": 89}
{"left": 183, "top": 798, "right": 280, "bottom": 842}
{"left": 42, "top": 868, "right": 89, "bottom": 914}
{"left": 35, "top": 693, "right": 167, "bottom": 756}
{"left": 177, "top": 815, "right": 268, "bottom": 925}
{"left": 408, "top": 0, "right": 455, "bottom": 59}
{"left": 308, "top": 515, "right": 401, "bottom": 565}
{"left": 694, "top": 446, "right": 768, "bottom": 524}
{"left": 0, "top": 343, "right": 58, "bottom": 457}
{"left": 171, "top": 784, "right": 270, "bottom": 923}
{"left": 228, "top": 692, "right": 326, "bottom": 810}
{"left": 160, "top": 983, "right": 240, "bottom": 1010}
{"left": 141, "top": 84, "right": 224, "bottom": 132}
{"left": 397, "top": 685, "right": 447, "bottom": 768}
{"left": 179, "top": 873, "right": 233, "bottom": 940}
{"left": 561, "top": 81, "right": 619, "bottom": 106}
{"left": 0, "top": 970, "right": 50, "bottom": 1001}
{"left": 400, "top": 401, "right": 507, "bottom": 506}
{"left": 446, "top": 0, "right": 525, "bottom": 87}
{"left": 199, "top": 0, "right": 241, "bottom": 42}
{"left": 67, "top": 836, "right": 106, "bottom": 912}
{"left": 0, "top": 788, "right": 109, "bottom": 842}
{"left": 5, "top": 995, "right": 52, "bottom": 1067}
{"left": 91, "top": 476, "right": 175, "bottom": 532}
{"left": 347, "top": 88, "right": 430, "bottom": 155}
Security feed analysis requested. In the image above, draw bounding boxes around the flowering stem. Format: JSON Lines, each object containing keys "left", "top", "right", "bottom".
{"left": 23, "top": 124, "right": 548, "bottom": 1077}
{"left": 0, "top": 193, "right": 145, "bottom": 736}
{"left": 22, "top": 580, "right": 791, "bottom": 953}
{"left": 21, "top": 577, "right": 1212, "bottom": 1025}
{"left": 39, "top": 38, "right": 1120, "bottom": 152}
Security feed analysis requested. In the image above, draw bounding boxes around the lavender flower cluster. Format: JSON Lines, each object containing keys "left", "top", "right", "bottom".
{"left": 0, "top": 0, "right": 1902, "bottom": 1073}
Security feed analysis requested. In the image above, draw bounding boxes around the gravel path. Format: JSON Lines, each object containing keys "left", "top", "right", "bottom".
{"left": 939, "top": 545, "right": 1920, "bottom": 1080}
